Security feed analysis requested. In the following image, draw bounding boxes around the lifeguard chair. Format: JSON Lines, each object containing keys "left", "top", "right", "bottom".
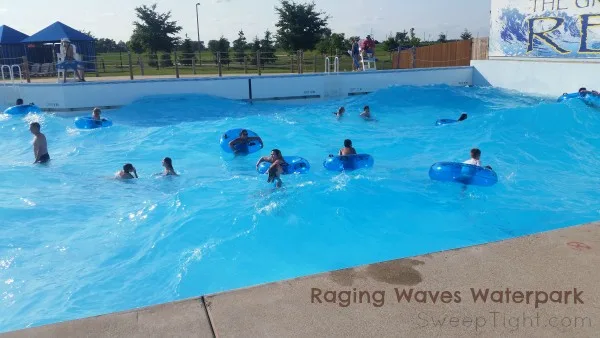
{"left": 56, "top": 38, "right": 83, "bottom": 82}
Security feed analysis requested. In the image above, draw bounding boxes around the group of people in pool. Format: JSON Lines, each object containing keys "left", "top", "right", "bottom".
{"left": 226, "top": 128, "right": 361, "bottom": 188}
{"left": 22, "top": 98, "right": 492, "bottom": 186}
{"left": 334, "top": 105, "right": 375, "bottom": 120}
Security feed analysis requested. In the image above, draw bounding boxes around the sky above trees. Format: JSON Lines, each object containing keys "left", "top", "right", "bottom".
{"left": 0, "top": 0, "right": 491, "bottom": 42}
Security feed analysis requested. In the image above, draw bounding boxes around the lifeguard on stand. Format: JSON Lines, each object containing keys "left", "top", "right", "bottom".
{"left": 56, "top": 37, "right": 85, "bottom": 82}
{"left": 359, "top": 35, "right": 378, "bottom": 71}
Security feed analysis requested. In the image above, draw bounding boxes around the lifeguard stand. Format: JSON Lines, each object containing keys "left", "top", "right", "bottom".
{"left": 55, "top": 42, "right": 82, "bottom": 82}
{"left": 359, "top": 48, "right": 377, "bottom": 71}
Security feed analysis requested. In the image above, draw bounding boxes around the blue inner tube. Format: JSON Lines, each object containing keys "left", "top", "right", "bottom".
{"left": 220, "top": 128, "right": 263, "bottom": 154}
{"left": 323, "top": 154, "right": 374, "bottom": 171}
{"left": 435, "top": 119, "right": 458, "bottom": 126}
{"left": 257, "top": 156, "right": 310, "bottom": 175}
{"left": 582, "top": 94, "right": 600, "bottom": 107}
{"left": 557, "top": 92, "right": 582, "bottom": 102}
{"left": 429, "top": 162, "right": 498, "bottom": 187}
{"left": 74, "top": 117, "right": 113, "bottom": 129}
{"left": 3, "top": 104, "right": 42, "bottom": 115}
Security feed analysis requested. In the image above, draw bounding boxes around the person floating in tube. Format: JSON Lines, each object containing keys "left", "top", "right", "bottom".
{"left": 578, "top": 87, "right": 599, "bottom": 97}
{"left": 256, "top": 149, "right": 288, "bottom": 188}
{"left": 229, "top": 129, "right": 263, "bottom": 155}
{"left": 463, "top": 148, "right": 492, "bottom": 170}
{"left": 117, "top": 163, "right": 138, "bottom": 179}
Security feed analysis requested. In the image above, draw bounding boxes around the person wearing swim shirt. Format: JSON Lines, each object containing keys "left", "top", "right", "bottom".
{"left": 464, "top": 148, "right": 492, "bottom": 170}
{"left": 30, "top": 122, "right": 50, "bottom": 164}
{"left": 256, "top": 149, "right": 287, "bottom": 188}
{"left": 162, "top": 157, "right": 178, "bottom": 176}
{"left": 229, "top": 129, "right": 263, "bottom": 155}
{"left": 117, "top": 163, "right": 138, "bottom": 179}
{"left": 339, "top": 139, "right": 357, "bottom": 156}
{"left": 333, "top": 107, "right": 345, "bottom": 119}
{"left": 92, "top": 107, "right": 102, "bottom": 121}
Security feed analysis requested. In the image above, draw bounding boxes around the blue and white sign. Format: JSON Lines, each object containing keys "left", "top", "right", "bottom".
{"left": 490, "top": 0, "right": 600, "bottom": 58}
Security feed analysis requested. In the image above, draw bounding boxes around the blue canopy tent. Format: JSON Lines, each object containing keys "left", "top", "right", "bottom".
{"left": 0, "top": 25, "right": 29, "bottom": 65}
{"left": 22, "top": 21, "right": 96, "bottom": 71}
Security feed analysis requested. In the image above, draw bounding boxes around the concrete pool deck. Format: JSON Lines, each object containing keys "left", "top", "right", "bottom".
{"left": 2, "top": 221, "right": 599, "bottom": 337}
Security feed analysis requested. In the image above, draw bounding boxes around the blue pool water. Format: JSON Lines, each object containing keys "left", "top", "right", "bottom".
{"left": 1, "top": 85, "right": 600, "bottom": 332}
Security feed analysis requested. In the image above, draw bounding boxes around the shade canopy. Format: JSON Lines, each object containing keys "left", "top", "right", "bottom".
{"left": 0, "top": 25, "right": 29, "bottom": 44}
{"left": 22, "top": 21, "right": 93, "bottom": 43}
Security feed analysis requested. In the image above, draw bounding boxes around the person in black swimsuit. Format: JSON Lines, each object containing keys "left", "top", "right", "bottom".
{"left": 229, "top": 129, "right": 263, "bottom": 155}
{"left": 256, "top": 149, "right": 287, "bottom": 188}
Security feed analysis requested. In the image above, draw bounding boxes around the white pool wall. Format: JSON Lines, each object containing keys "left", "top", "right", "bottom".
{"left": 0, "top": 67, "right": 473, "bottom": 112}
{"left": 472, "top": 59, "right": 600, "bottom": 98}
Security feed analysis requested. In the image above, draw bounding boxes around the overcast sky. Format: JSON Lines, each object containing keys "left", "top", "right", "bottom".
{"left": 0, "top": 0, "right": 491, "bottom": 42}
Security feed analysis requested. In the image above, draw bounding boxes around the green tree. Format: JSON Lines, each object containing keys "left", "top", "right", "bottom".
{"left": 127, "top": 31, "right": 145, "bottom": 54}
{"left": 180, "top": 35, "right": 196, "bottom": 65}
{"left": 409, "top": 28, "right": 421, "bottom": 47}
{"left": 461, "top": 29, "right": 473, "bottom": 40}
{"left": 260, "top": 30, "right": 277, "bottom": 64}
{"left": 208, "top": 37, "right": 231, "bottom": 65}
{"left": 316, "top": 32, "right": 347, "bottom": 55}
{"left": 232, "top": 30, "right": 247, "bottom": 64}
{"left": 382, "top": 35, "right": 399, "bottom": 52}
{"left": 438, "top": 33, "right": 447, "bottom": 43}
{"left": 130, "top": 3, "right": 182, "bottom": 53}
{"left": 395, "top": 31, "right": 409, "bottom": 46}
{"left": 274, "top": 0, "right": 330, "bottom": 52}
{"left": 250, "top": 36, "right": 261, "bottom": 66}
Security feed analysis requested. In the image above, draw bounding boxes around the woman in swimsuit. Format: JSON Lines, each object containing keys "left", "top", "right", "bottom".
{"left": 256, "top": 149, "right": 287, "bottom": 188}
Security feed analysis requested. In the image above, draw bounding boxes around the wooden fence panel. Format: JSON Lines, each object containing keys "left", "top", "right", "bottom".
{"left": 392, "top": 39, "right": 479, "bottom": 69}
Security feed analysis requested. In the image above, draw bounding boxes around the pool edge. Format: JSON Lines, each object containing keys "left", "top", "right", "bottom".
{"left": 2, "top": 220, "right": 599, "bottom": 337}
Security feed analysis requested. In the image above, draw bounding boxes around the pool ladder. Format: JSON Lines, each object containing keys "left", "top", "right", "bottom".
{"left": 324, "top": 56, "right": 339, "bottom": 74}
{"left": 1, "top": 64, "right": 23, "bottom": 85}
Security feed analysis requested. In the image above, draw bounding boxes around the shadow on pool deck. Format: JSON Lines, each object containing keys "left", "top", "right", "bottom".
{"left": 2, "top": 221, "right": 599, "bottom": 337}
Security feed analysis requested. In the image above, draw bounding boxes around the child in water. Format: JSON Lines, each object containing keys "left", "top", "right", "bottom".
{"left": 464, "top": 148, "right": 493, "bottom": 170}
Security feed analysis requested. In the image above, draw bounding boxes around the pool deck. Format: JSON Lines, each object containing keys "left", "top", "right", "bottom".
{"left": 2, "top": 221, "right": 599, "bottom": 337}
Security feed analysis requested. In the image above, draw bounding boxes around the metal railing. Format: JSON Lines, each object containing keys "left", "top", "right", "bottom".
{"left": 0, "top": 50, "right": 401, "bottom": 83}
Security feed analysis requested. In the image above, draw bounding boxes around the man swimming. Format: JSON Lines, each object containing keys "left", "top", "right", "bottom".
{"left": 229, "top": 129, "right": 263, "bottom": 155}
{"left": 256, "top": 149, "right": 287, "bottom": 188}
{"left": 162, "top": 157, "right": 178, "bottom": 176}
{"left": 339, "top": 139, "right": 357, "bottom": 155}
{"left": 30, "top": 122, "right": 50, "bottom": 164}
{"left": 458, "top": 113, "right": 468, "bottom": 121}
{"left": 117, "top": 163, "right": 138, "bottom": 179}
{"left": 464, "top": 148, "right": 492, "bottom": 170}
{"left": 16, "top": 98, "right": 23, "bottom": 106}
{"left": 360, "top": 106, "right": 371, "bottom": 119}
{"left": 333, "top": 107, "right": 345, "bottom": 118}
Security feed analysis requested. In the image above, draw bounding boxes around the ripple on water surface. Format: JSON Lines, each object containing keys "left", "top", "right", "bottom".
{"left": 0, "top": 85, "right": 599, "bottom": 332}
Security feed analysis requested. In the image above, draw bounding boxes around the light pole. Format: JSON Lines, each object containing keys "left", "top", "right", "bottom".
{"left": 195, "top": 3, "right": 201, "bottom": 52}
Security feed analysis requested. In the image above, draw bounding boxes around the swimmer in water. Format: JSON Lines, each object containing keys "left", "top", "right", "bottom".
{"left": 333, "top": 107, "right": 345, "bottom": 119}
{"left": 458, "top": 113, "right": 468, "bottom": 121}
{"left": 117, "top": 163, "right": 138, "bottom": 179}
{"left": 256, "top": 149, "right": 287, "bottom": 188}
{"left": 578, "top": 87, "right": 599, "bottom": 97}
{"left": 339, "top": 139, "right": 357, "bottom": 156}
{"left": 30, "top": 122, "right": 50, "bottom": 164}
{"left": 16, "top": 98, "right": 23, "bottom": 105}
{"left": 229, "top": 129, "right": 263, "bottom": 155}
{"left": 464, "top": 148, "right": 492, "bottom": 170}
{"left": 92, "top": 107, "right": 102, "bottom": 121}
{"left": 360, "top": 106, "right": 371, "bottom": 119}
{"left": 162, "top": 157, "right": 178, "bottom": 176}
